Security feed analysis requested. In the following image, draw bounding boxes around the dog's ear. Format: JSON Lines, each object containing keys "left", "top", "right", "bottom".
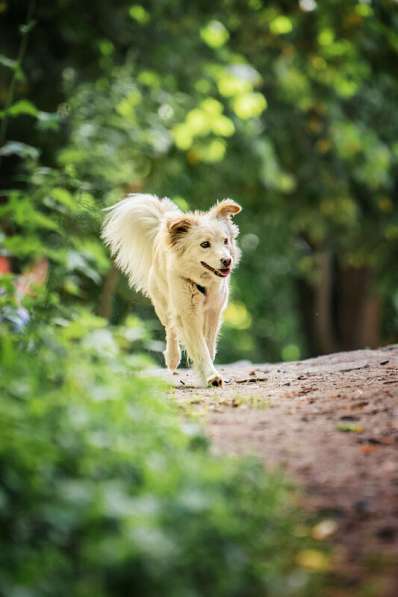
{"left": 167, "top": 216, "right": 194, "bottom": 246}
{"left": 210, "top": 198, "right": 242, "bottom": 220}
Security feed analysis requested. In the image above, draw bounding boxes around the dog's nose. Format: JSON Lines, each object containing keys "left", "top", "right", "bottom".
{"left": 221, "top": 258, "right": 231, "bottom": 268}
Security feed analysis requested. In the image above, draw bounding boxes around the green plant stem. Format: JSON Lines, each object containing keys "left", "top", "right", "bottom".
{"left": 0, "top": 0, "right": 36, "bottom": 157}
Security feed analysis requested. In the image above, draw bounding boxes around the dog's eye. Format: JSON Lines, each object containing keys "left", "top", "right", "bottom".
{"left": 224, "top": 238, "right": 228, "bottom": 245}
{"left": 200, "top": 241, "right": 211, "bottom": 248}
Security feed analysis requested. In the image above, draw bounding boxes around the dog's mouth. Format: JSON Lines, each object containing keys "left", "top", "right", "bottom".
{"left": 201, "top": 261, "right": 231, "bottom": 278}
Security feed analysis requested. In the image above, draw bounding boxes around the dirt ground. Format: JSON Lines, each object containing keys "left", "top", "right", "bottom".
{"left": 157, "top": 345, "right": 398, "bottom": 595}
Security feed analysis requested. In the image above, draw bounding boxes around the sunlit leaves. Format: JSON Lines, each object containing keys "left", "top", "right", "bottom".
{"left": 186, "top": 108, "right": 211, "bottom": 136}
{"left": 232, "top": 92, "right": 267, "bottom": 119}
{"left": 192, "top": 138, "right": 226, "bottom": 163}
{"left": 299, "top": 0, "right": 316, "bottom": 11}
{"left": 256, "top": 139, "right": 296, "bottom": 193}
{"left": 0, "top": 141, "right": 39, "bottom": 159}
{"left": 332, "top": 122, "right": 362, "bottom": 158}
{"left": 320, "top": 197, "right": 358, "bottom": 227}
{"left": 274, "top": 56, "right": 311, "bottom": 109}
{"left": 224, "top": 301, "right": 252, "bottom": 330}
{"left": 116, "top": 89, "right": 142, "bottom": 121}
{"left": 355, "top": 3, "right": 373, "bottom": 18}
{"left": 200, "top": 20, "right": 229, "bottom": 48}
{"left": 98, "top": 39, "right": 114, "bottom": 57}
{"left": 138, "top": 70, "right": 161, "bottom": 88}
{"left": 282, "top": 344, "right": 301, "bottom": 361}
{"left": 217, "top": 71, "right": 252, "bottom": 97}
{"left": 318, "top": 28, "right": 334, "bottom": 46}
{"left": 49, "top": 187, "right": 76, "bottom": 211}
{"left": 192, "top": 97, "right": 215, "bottom": 116}
{"left": 172, "top": 98, "right": 235, "bottom": 155}
{"left": 37, "top": 110, "right": 60, "bottom": 131}
{"left": 5, "top": 99, "right": 38, "bottom": 117}
{"left": 211, "top": 115, "right": 235, "bottom": 136}
{"left": 269, "top": 15, "right": 293, "bottom": 35}
{"left": 211, "top": 63, "right": 267, "bottom": 120}
{"left": 128, "top": 4, "right": 150, "bottom": 24}
{"left": 332, "top": 121, "right": 392, "bottom": 188}
{"left": 172, "top": 124, "right": 193, "bottom": 150}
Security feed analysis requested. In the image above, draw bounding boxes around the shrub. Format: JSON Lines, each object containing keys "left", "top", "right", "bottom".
{"left": 0, "top": 310, "right": 321, "bottom": 596}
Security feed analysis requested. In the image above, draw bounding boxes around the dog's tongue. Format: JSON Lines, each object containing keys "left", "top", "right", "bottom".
{"left": 219, "top": 268, "right": 230, "bottom": 277}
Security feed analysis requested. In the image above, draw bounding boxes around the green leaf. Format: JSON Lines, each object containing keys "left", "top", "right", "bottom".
{"left": 200, "top": 20, "right": 229, "bottom": 48}
{"left": 270, "top": 16, "right": 293, "bottom": 35}
{"left": 37, "top": 111, "right": 60, "bottom": 131}
{"left": 50, "top": 187, "right": 77, "bottom": 210}
{"left": 0, "top": 141, "right": 39, "bottom": 159}
{"left": 128, "top": 5, "right": 150, "bottom": 24}
{"left": 6, "top": 99, "right": 39, "bottom": 117}
{"left": 19, "top": 19, "right": 36, "bottom": 35}
{"left": 0, "top": 54, "right": 18, "bottom": 70}
{"left": 336, "top": 422, "right": 364, "bottom": 433}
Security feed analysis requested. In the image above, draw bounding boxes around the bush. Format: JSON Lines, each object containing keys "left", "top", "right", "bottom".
{"left": 0, "top": 307, "right": 322, "bottom": 597}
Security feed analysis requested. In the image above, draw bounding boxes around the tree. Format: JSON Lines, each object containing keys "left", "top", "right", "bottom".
{"left": 1, "top": 0, "right": 397, "bottom": 362}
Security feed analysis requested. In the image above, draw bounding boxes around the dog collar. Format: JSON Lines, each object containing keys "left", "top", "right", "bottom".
{"left": 183, "top": 276, "right": 207, "bottom": 296}
{"left": 195, "top": 283, "right": 207, "bottom": 296}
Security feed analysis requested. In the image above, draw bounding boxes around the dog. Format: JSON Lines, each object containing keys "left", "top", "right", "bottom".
{"left": 102, "top": 194, "right": 241, "bottom": 387}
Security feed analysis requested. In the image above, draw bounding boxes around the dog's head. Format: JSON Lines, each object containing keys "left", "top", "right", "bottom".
{"left": 167, "top": 199, "right": 242, "bottom": 281}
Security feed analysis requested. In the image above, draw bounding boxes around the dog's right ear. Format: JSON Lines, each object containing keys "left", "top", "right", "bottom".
{"left": 167, "top": 216, "right": 194, "bottom": 247}
{"left": 210, "top": 198, "right": 242, "bottom": 220}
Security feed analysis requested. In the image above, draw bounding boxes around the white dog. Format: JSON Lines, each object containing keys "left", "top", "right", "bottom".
{"left": 102, "top": 194, "right": 241, "bottom": 387}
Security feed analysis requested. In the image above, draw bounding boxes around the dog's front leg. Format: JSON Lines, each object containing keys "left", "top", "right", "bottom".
{"left": 171, "top": 284, "right": 223, "bottom": 387}
{"left": 179, "top": 312, "right": 223, "bottom": 387}
{"left": 204, "top": 308, "right": 223, "bottom": 362}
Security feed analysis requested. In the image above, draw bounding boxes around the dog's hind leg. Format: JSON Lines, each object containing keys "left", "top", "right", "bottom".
{"left": 164, "top": 327, "right": 181, "bottom": 371}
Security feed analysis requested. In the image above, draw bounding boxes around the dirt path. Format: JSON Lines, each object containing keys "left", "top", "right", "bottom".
{"left": 158, "top": 346, "right": 398, "bottom": 595}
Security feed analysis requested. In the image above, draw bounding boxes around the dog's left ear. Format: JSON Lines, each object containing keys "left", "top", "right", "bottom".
{"left": 167, "top": 215, "right": 194, "bottom": 247}
{"left": 210, "top": 199, "right": 242, "bottom": 220}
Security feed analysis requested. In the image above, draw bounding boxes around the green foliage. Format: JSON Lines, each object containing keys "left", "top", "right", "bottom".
{"left": 1, "top": 1, "right": 398, "bottom": 355}
{"left": 0, "top": 306, "right": 322, "bottom": 596}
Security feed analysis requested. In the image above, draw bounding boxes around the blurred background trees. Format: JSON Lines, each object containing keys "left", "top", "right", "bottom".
{"left": 1, "top": 2, "right": 396, "bottom": 592}
{"left": 1, "top": 0, "right": 398, "bottom": 364}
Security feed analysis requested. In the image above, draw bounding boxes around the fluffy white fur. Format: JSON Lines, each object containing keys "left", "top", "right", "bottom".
{"left": 102, "top": 193, "right": 242, "bottom": 387}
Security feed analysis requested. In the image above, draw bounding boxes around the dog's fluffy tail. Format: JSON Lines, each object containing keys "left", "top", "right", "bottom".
{"left": 102, "top": 193, "right": 180, "bottom": 295}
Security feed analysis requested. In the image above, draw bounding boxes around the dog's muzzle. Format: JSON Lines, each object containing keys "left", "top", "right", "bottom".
{"left": 201, "top": 261, "right": 231, "bottom": 278}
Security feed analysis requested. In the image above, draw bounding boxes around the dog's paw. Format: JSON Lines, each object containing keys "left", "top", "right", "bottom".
{"left": 207, "top": 373, "right": 224, "bottom": 388}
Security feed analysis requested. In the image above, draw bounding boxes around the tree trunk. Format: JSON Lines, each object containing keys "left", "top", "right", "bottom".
{"left": 298, "top": 257, "right": 381, "bottom": 356}
{"left": 97, "top": 266, "right": 119, "bottom": 320}
{"left": 338, "top": 265, "right": 381, "bottom": 350}
{"left": 313, "top": 251, "right": 338, "bottom": 354}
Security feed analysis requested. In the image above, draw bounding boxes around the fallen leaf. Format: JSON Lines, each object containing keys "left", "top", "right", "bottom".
{"left": 312, "top": 519, "right": 338, "bottom": 540}
{"left": 360, "top": 445, "right": 377, "bottom": 455}
{"left": 337, "top": 422, "right": 364, "bottom": 433}
{"left": 296, "top": 549, "right": 330, "bottom": 571}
